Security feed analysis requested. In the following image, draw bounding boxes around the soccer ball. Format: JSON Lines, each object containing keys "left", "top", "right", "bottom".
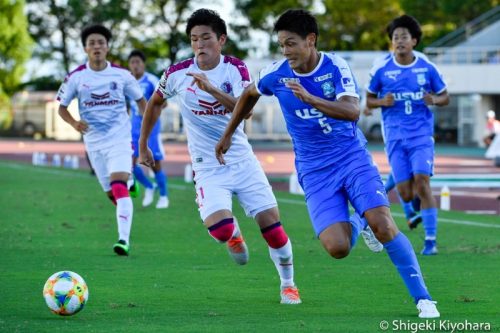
{"left": 43, "top": 271, "right": 89, "bottom": 316}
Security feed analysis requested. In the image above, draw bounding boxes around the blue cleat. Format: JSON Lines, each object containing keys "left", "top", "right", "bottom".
{"left": 421, "top": 239, "right": 438, "bottom": 255}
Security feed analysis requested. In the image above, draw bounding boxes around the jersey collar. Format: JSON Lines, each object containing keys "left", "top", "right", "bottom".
{"left": 292, "top": 51, "right": 324, "bottom": 77}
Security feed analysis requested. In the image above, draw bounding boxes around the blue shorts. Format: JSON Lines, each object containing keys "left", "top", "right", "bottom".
{"left": 386, "top": 135, "right": 434, "bottom": 184}
{"left": 299, "top": 147, "right": 390, "bottom": 237}
{"left": 132, "top": 130, "right": 164, "bottom": 161}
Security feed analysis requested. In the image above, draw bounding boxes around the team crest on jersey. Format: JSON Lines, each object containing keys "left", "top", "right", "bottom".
{"left": 220, "top": 81, "right": 233, "bottom": 94}
{"left": 417, "top": 73, "right": 426, "bottom": 85}
{"left": 110, "top": 81, "right": 118, "bottom": 90}
{"left": 321, "top": 81, "right": 335, "bottom": 98}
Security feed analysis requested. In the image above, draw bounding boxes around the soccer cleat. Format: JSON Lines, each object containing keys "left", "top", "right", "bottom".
{"left": 129, "top": 180, "right": 140, "bottom": 198}
{"left": 156, "top": 196, "right": 169, "bottom": 209}
{"left": 417, "top": 299, "right": 440, "bottom": 318}
{"left": 421, "top": 239, "right": 438, "bottom": 255}
{"left": 407, "top": 214, "right": 423, "bottom": 230}
{"left": 226, "top": 218, "right": 249, "bottom": 265}
{"left": 280, "top": 286, "right": 302, "bottom": 304}
{"left": 142, "top": 187, "right": 155, "bottom": 207}
{"left": 113, "top": 240, "right": 129, "bottom": 256}
{"left": 360, "top": 226, "right": 384, "bottom": 253}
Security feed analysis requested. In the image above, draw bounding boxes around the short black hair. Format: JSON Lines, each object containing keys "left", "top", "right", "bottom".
{"left": 186, "top": 8, "right": 227, "bottom": 37}
{"left": 386, "top": 15, "right": 422, "bottom": 46}
{"left": 128, "top": 49, "right": 146, "bottom": 62}
{"left": 274, "top": 9, "right": 319, "bottom": 43}
{"left": 81, "top": 24, "right": 112, "bottom": 47}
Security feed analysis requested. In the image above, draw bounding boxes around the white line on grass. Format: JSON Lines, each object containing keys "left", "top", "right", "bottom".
{"left": 2, "top": 161, "right": 498, "bottom": 229}
{"left": 274, "top": 196, "right": 500, "bottom": 229}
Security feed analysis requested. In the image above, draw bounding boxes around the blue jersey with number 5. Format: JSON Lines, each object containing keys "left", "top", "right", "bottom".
{"left": 367, "top": 52, "right": 447, "bottom": 142}
{"left": 255, "top": 52, "right": 363, "bottom": 176}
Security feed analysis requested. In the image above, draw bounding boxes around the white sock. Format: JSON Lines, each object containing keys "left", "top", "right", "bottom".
{"left": 116, "top": 197, "right": 133, "bottom": 244}
{"left": 269, "top": 239, "right": 295, "bottom": 288}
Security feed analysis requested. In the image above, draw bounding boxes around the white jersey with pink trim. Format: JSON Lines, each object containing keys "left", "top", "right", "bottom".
{"left": 56, "top": 62, "right": 143, "bottom": 151}
{"left": 156, "top": 54, "right": 253, "bottom": 170}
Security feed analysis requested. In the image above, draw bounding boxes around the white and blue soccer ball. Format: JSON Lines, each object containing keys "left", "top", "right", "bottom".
{"left": 43, "top": 271, "right": 89, "bottom": 316}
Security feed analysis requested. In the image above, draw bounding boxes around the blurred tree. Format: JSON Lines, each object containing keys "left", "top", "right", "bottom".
{"left": 319, "top": 0, "right": 401, "bottom": 51}
{"left": 234, "top": 0, "right": 498, "bottom": 52}
{"left": 130, "top": 0, "right": 249, "bottom": 73}
{"left": 26, "top": 0, "right": 135, "bottom": 78}
{"left": 400, "top": 0, "right": 500, "bottom": 48}
{"left": 233, "top": 0, "right": 315, "bottom": 54}
{"left": 0, "top": 0, "right": 32, "bottom": 129}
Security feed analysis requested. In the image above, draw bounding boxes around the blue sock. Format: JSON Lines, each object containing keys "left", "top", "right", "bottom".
{"left": 385, "top": 173, "right": 396, "bottom": 193}
{"left": 349, "top": 213, "right": 367, "bottom": 248}
{"left": 133, "top": 165, "right": 154, "bottom": 189}
{"left": 421, "top": 208, "right": 438, "bottom": 239}
{"left": 154, "top": 170, "right": 168, "bottom": 196}
{"left": 397, "top": 192, "right": 416, "bottom": 220}
{"left": 384, "top": 233, "right": 431, "bottom": 303}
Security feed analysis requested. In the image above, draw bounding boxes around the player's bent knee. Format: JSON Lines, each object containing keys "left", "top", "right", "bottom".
{"left": 322, "top": 241, "right": 350, "bottom": 259}
{"left": 371, "top": 219, "right": 398, "bottom": 243}
{"left": 261, "top": 222, "right": 289, "bottom": 249}
{"left": 208, "top": 218, "right": 235, "bottom": 243}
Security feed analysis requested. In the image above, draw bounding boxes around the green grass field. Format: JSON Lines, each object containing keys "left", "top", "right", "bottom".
{"left": 1, "top": 161, "right": 499, "bottom": 333}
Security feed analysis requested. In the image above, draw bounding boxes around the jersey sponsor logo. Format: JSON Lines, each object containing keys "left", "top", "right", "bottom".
{"left": 321, "top": 81, "right": 335, "bottom": 98}
{"left": 191, "top": 99, "right": 231, "bottom": 116}
{"left": 110, "top": 81, "right": 118, "bottom": 90}
{"left": 83, "top": 99, "right": 120, "bottom": 107}
{"left": 384, "top": 70, "right": 401, "bottom": 80}
{"left": 393, "top": 90, "right": 424, "bottom": 101}
{"left": 295, "top": 108, "right": 324, "bottom": 119}
{"left": 341, "top": 77, "right": 355, "bottom": 89}
{"left": 314, "top": 73, "right": 333, "bottom": 82}
{"left": 278, "top": 77, "right": 300, "bottom": 84}
{"left": 220, "top": 81, "right": 233, "bottom": 94}
{"left": 412, "top": 68, "right": 428, "bottom": 73}
{"left": 90, "top": 92, "right": 110, "bottom": 100}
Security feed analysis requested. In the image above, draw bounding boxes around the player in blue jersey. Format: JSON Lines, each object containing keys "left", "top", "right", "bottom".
{"left": 128, "top": 50, "right": 169, "bottom": 209}
{"left": 216, "top": 9, "right": 440, "bottom": 318}
{"left": 366, "top": 15, "right": 449, "bottom": 255}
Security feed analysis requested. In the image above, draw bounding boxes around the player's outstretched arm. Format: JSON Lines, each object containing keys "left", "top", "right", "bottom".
{"left": 215, "top": 83, "right": 260, "bottom": 165}
{"left": 58, "top": 105, "right": 88, "bottom": 133}
{"left": 138, "top": 93, "right": 164, "bottom": 167}
{"left": 187, "top": 72, "right": 237, "bottom": 111}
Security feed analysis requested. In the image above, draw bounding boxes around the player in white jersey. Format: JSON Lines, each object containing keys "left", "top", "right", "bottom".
{"left": 139, "top": 8, "right": 301, "bottom": 304}
{"left": 56, "top": 24, "right": 146, "bottom": 256}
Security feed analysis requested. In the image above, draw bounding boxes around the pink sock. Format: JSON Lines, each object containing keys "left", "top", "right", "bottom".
{"left": 208, "top": 218, "right": 235, "bottom": 242}
{"left": 111, "top": 181, "right": 129, "bottom": 199}
{"left": 261, "top": 222, "right": 289, "bottom": 249}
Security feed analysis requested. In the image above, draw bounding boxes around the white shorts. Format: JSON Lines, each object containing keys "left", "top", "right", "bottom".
{"left": 193, "top": 156, "right": 277, "bottom": 221}
{"left": 87, "top": 141, "right": 133, "bottom": 192}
